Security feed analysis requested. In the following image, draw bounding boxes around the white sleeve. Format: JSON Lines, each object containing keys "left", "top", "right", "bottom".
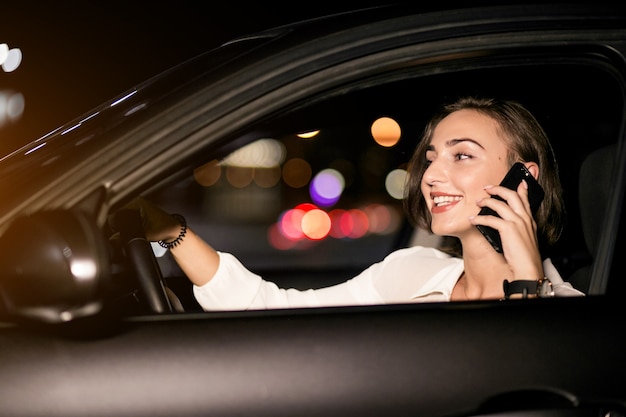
{"left": 543, "top": 258, "right": 585, "bottom": 297}
{"left": 193, "top": 251, "right": 384, "bottom": 311}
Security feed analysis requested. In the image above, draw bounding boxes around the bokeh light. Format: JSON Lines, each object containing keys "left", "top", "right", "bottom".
{"left": 310, "top": 168, "right": 345, "bottom": 207}
{"left": 371, "top": 116, "right": 401, "bottom": 147}
{"left": 1, "top": 43, "right": 22, "bottom": 73}
{"left": 226, "top": 166, "right": 254, "bottom": 188}
{"left": 328, "top": 209, "right": 348, "bottom": 238}
{"left": 1, "top": 43, "right": 25, "bottom": 129}
{"left": 0, "top": 91, "right": 25, "bottom": 128}
{"left": 279, "top": 207, "right": 306, "bottom": 240}
{"left": 385, "top": 168, "right": 407, "bottom": 199}
{"left": 193, "top": 159, "right": 222, "bottom": 187}
{"left": 271, "top": 201, "right": 403, "bottom": 249}
{"left": 276, "top": 203, "right": 333, "bottom": 242}
{"left": 0, "top": 44, "right": 7, "bottom": 66}
{"left": 268, "top": 223, "right": 299, "bottom": 250}
{"left": 222, "top": 138, "right": 285, "bottom": 167}
{"left": 345, "top": 208, "right": 369, "bottom": 238}
{"left": 296, "top": 130, "right": 320, "bottom": 139}
{"left": 185, "top": 131, "right": 408, "bottom": 251}
{"left": 301, "top": 209, "right": 331, "bottom": 240}
{"left": 364, "top": 203, "right": 393, "bottom": 234}
{"left": 282, "top": 157, "right": 312, "bottom": 188}
{"left": 254, "top": 166, "right": 282, "bottom": 188}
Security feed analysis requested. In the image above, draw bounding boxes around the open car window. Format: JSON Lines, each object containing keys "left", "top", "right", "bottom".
{"left": 145, "top": 57, "right": 624, "bottom": 311}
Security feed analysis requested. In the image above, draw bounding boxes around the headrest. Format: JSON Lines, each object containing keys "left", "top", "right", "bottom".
{"left": 578, "top": 144, "right": 616, "bottom": 254}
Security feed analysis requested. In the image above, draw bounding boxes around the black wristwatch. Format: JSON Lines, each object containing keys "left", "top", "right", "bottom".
{"left": 502, "top": 278, "right": 554, "bottom": 299}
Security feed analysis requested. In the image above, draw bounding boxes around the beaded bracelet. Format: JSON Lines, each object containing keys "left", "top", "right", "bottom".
{"left": 157, "top": 214, "right": 187, "bottom": 249}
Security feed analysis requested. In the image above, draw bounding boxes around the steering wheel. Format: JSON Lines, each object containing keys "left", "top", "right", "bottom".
{"left": 110, "top": 208, "right": 174, "bottom": 313}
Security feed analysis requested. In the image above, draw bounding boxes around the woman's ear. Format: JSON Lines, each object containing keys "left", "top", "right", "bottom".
{"left": 524, "top": 161, "right": 540, "bottom": 179}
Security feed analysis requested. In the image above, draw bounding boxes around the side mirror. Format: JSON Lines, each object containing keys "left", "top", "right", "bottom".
{"left": 0, "top": 210, "right": 111, "bottom": 323}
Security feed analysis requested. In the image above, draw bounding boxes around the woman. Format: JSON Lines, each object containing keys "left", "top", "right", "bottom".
{"left": 133, "top": 96, "right": 583, "bottom": 310}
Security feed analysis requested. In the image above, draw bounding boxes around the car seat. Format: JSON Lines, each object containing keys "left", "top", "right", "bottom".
{"left": 568, "top": 144, "right": 616, "bottom": 293}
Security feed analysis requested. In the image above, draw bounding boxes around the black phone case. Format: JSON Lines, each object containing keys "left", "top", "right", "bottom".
{"left": 475, "top": 162, "right": 545, "bottom": 253}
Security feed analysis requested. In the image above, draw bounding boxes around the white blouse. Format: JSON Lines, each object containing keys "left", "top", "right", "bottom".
{"left": 193, "top": 246, "right": 584, "bottom": 311}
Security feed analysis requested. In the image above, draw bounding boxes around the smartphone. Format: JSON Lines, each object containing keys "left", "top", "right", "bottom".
{"left": 475, "top": 162, "right": 545, "bottom": 253}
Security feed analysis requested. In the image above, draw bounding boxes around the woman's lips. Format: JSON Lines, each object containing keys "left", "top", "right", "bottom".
{"left": 431, "top": 194, "right": 463, "bottom": 214}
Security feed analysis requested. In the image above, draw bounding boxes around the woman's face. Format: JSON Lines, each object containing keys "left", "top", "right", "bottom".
{"left": 421, "top": 109, "right": 511, "bottom": 238}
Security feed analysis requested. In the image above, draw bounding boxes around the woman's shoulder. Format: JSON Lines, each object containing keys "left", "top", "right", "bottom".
{"left": 374, "top": 245, "right": 462, "bottom": 274}
{"left": 367, "top": 245, "right": 463, "bottom": 302}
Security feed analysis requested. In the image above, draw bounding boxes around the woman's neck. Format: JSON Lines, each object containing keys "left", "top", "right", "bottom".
{"left": 458, "top": 240, "right": 512, "bottom": 300}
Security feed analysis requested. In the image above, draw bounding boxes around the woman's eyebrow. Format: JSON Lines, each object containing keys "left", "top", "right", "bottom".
{"left": 426, "top": 137, "right": 484, "bottom": 152}
{"left": 447, "top": 137, "right": 484, "bottom": 149}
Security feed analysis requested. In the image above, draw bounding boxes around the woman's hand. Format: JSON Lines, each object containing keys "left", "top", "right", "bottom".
{"left": 123, "top": 197, "right": 221, "bottom": 287}
{"left": 123, "top": 197, "right": 183, "bottom": 243}
{"left": 470, "top": 180, "right": 545, "bottom": 281}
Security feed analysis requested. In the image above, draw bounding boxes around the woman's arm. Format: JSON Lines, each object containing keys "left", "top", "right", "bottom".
{"left": 126, "top": 197, "right": 384, "bottom": 310}
{"left": 169, "top": 228, "right": 220, "bottom": 287}
{"left": 127, "top": 197, "right": 220, "bottom": 286}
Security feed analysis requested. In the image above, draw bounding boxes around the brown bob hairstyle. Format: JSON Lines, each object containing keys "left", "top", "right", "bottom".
{"left": 403, "top": 96, "right": 565, "bottom": 257}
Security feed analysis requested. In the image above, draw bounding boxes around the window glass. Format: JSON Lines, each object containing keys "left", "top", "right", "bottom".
{"left": 147, "top": 62, "right": 623, "bottom": 307}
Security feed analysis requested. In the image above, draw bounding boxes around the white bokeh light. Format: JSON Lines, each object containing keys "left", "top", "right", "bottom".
{"left": 0, "top": 91, "right": 25, "bottom": 127}
{"left": 385, "top": 168, "right": 407, "bottom": 200}
{"left": 6, "top": 92, "right": 24, "bottom": 121}
{"left": 1, "top": 43, "right": 25, "bottom": 129}
{"left": 0, "top": 44, "right": 8, "bottom": 67}
{"left": 1, "top": 46, "right": 22, "bottom": 72}
{"left": 222, "top": 138, "right": 286, "bottom": 168}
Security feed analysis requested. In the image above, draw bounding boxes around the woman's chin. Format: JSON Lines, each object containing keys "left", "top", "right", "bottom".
{"left": 430, "top": 227, "right": 457, "bottom": 238}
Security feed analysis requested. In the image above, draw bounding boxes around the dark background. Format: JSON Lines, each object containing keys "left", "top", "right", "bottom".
{"left": 0, "top": 1, "right": 388, "bottom": 155}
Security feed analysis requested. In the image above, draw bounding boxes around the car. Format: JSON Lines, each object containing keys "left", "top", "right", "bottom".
{"left": 0, "top": 3, "right": 625, "bottom": 416}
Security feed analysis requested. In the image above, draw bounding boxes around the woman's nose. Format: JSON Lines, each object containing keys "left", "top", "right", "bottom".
{"left": 423, "top": 160, "right": 445, "bottom": 185}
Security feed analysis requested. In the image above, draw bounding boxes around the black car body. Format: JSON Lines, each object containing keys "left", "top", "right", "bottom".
{"left": 0, "top": 4, "right": 625, "bottom": 416}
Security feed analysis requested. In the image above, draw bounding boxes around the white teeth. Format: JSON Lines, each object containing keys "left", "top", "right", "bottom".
{"left": 433, "top": 195, "right": 463, "bottom": 206}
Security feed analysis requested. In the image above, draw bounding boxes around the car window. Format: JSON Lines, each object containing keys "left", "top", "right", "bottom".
{"left": 145, "top": 60, "right": 624, "bottom": 310}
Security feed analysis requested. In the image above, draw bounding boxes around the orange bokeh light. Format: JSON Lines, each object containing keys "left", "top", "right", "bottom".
{"left": 371, "top": 116, "right": 401, "bottom": 147}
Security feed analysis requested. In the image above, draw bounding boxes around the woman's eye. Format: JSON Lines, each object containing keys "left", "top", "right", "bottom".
{"left": 455, "top": 153, "right": 471, "bottom": 160}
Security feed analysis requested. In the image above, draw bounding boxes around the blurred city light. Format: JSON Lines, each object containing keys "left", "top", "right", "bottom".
{"left": 0, "top": 43, "right": 22, "bottom": 73}
{"left": 385, "top": 168, "right": 407, "bottom": 200}
{"left": 222, "top": 138, "right": 285, "bottom": 168}
{"left": 279, "top": 206, "right": 308, "bottom": 240}
{"left": 0, "top": 43, "right": 24, "bottom": 129}
{"left": 301, "top": 208, "right": 331, "bottom": 240}
{"left": 0, "top": 90, "right": 25, "bottom": 128}
{"left": 192, "top": 119, "right": 408, "bottom": 250}
{"left": 371, "top": 116, "right": 401, "bottom": 147}
{"left": 193, "top": 160, "right": 222, "bottom": 187}
{"left": 254, "top": 166, "right": 282, "bottom": 188}
{"left": 0, "top": 44, "right": 7, "bottom": 66}
{"left": 296, "top": 130, "right": 320, "bottom": 139}
{"left": 309, "top": 168, "right": 345, "bottom": 207}
{"left": 282, "top": 157, "right": 312, "bottom": 188}
{"left": 269, "top": 200, "right": 402, "bottom": 250}
{"left": 226, "top": 166, "right": 254, "bottom": 188}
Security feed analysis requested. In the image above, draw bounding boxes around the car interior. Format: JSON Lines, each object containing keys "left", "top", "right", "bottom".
{"left": 129, "top": 58, "right": 624, "bottom": 312}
